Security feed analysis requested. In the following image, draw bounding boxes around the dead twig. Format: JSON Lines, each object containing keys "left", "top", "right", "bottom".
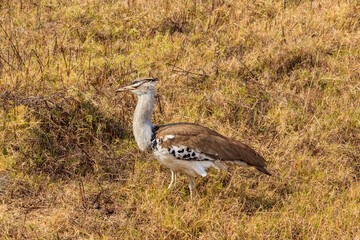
{"left": 167, "top": 63, "right": 208, "bottom": 77}
{"left": 236, "top": 57, "right": 258, "bottom": 81}
{"left": 0, "top": 23, "right": 23, "bottom": 67}
{"left": 0, "top": 53, "right": 16, "bottom": 70}
{"left": 79, "top": 180, "right": 88, "bottom": 210}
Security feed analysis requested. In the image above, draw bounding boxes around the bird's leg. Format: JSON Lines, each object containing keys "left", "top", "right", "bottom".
{"left": 174, "top": 171, "right": 177, "bottom": 185}
{"left": 168, "top": 170, "right": 175, "bottom": 189}
{"left": 187, "top": 175, "right": 196, "bottom": 199}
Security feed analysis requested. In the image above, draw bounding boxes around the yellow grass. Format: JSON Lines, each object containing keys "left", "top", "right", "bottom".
{"left": 1, "top": 0, "right": 360, "bottom": 239}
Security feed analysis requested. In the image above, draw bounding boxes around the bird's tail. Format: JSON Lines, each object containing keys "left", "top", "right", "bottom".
{"left": 256, "top": 166, "right": 271, "bottom": 176}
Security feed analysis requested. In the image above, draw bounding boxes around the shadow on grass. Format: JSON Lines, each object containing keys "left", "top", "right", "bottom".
{"left": 1, "top": 90, "right": 132, "bottom": 182}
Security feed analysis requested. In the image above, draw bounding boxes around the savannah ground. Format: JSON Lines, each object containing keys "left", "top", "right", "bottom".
{"left": 0, "top": 0, "right": 360, "bottom": 239}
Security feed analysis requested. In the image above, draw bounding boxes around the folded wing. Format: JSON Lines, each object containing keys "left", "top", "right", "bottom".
{"left": 154, "top": 123, "right": 270, "bottom": 175}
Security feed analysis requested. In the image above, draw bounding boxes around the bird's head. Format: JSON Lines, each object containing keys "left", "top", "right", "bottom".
{"left": 115, "top": 78, "right": 159, "bottom": 96}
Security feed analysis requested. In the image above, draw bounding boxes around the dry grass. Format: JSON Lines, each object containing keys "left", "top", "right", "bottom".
{"left": 1, "top": 0, "right": 360, "bottom": 239}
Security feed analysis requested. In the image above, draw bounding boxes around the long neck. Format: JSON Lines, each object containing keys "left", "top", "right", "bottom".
{"left": 133, "top": 92, "right": 155, "bottom": 151}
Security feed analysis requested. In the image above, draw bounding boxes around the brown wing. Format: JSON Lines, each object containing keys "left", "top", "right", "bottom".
{"left": 155, "top": 123, "right": 271, "bottom": 175}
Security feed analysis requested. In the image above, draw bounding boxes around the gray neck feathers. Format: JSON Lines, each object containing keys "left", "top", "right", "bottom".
{"left": 133, "top": 91, "right": 156, "bottom": 151}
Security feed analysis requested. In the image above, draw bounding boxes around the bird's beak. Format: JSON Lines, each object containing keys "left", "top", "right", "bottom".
{"left": 115, "top": 85, "right": 133, "bottom": 93}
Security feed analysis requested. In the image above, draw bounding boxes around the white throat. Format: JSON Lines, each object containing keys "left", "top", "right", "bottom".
{"left": 133, "top": 91, "right": 155, "bottom": 151}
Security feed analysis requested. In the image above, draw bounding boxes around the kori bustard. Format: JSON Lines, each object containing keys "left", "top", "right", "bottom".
{"left": 116, "top": 78, "right": 270, "bottom": 197}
